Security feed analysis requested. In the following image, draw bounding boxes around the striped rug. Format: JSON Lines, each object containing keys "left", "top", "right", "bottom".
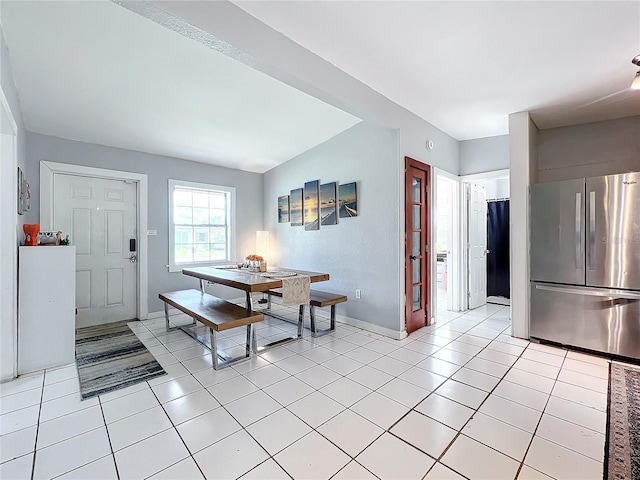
{"left": 76, "top": 321, "right": 166, "bottom": 400}
{"left": 605, "top": 363, "right": 640, "bottom": 480}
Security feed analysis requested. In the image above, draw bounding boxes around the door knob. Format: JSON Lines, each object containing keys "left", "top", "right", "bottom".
{"left": 409, "top": 255, "right": 417, "bottom": 260}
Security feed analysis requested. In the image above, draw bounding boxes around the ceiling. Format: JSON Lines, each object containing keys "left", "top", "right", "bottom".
{"left": 0, "top": 1, "right": 360, "bottom": 173}
{"left": 234, "top": 0, "right": 640, "bottom": 140}
{"left": 2, "top": 1, "right": 639, "bottom": 173}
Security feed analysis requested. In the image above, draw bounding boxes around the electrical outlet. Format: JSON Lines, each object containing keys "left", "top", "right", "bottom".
{"left": 355, "top": 289, "right": 361, "bottom": 299}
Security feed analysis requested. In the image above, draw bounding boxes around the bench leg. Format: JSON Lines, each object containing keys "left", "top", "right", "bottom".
{"left": 267, "top": 294, "right": 272, "bottom": 310}
{"left": 210, "top": 327, "right": 219, "bottom": 370}
{"left": 164, "top": 302, "right": 196, "bottom": 331}
{"left": 310, "top": 305, "right": 337, "bottom": 338}
{"left": 246, "top": 323, "right": 257, "bottom": 355}
{"left": 208, "top": 324, "right": 257, "bottom": 371}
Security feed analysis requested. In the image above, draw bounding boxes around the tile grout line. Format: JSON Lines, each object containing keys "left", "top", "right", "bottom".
{"left": 28, "top": 372, "right": 46, "bottom": 480}
{"left": 514, "top": 347, "right": 569, "bottom": 479}
{"left": 392, "top": 308, "right": 512, "bottom": 478}
{"left": 397, "top": 322, "right": 523, "bottom": 473}
{"left": 9, "top": 304, "right": 607, "bottom": 480}
{"left": 97, "top": 395, "right": 121, "bottom": 480}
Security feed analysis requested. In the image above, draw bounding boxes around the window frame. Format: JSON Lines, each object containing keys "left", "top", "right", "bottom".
{"left": 168, "top": 179, "right": 236, "bottom": 273}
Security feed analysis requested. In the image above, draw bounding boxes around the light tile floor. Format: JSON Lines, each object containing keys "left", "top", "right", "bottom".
{"left": 0, "top": 300, "right": 617, "bottom": 479}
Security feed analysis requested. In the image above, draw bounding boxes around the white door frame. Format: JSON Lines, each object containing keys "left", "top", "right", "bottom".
{"left": 433, "top": 168, "right": 462, "bottom": 312}
{"left": 0, "top": 88, "right": 19, "bottom": 381}
{"left": 460, "top": 169, "right": 510, "bottom": 311}
{"left": 40, "top": 161, "right": 149, "bottom": 320}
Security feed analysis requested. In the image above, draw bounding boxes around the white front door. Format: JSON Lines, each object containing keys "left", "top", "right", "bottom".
{"left": 54, "top": 174, "right": 137, "bottom": 327}
{"left": 468, "top": 183, "right": 487, "bottom": 309}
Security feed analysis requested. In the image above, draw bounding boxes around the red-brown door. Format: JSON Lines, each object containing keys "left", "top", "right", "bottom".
{"left": 405, "top": 157, "right": 431, "bottom": 333}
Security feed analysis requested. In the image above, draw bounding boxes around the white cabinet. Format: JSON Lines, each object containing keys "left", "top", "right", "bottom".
{"left": 18, "top": 246, "right": 76, "bottom": 374}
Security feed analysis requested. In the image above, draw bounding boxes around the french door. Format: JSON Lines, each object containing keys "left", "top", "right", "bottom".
{"left": 405, "top": 157, "right": 431, "bottom": 333}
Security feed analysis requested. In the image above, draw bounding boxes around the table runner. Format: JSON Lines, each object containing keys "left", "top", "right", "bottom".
{"left": 281, "top": 275, "right": 310, "bottom": 306}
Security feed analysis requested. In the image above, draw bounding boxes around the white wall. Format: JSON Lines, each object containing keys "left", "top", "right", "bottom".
{"left": 509, "top": 112, "right": 538, "bottom": 339}
{"left": 264, "top": 122, "right": 403, "bottom": 334}
{"left": 25, "top": 133, "right": 264, "bottom": 315}
{"left": 537, "top": 116, "right": 640, "bottom": 182}
{"left": 1, "top": 24, "right": 26, "bottom": 381}
{"left": 469, "top": 177, "right": 510, "bottom": 200}
{"left": 459, "top": 135, "right": 509, "bottom": 175}
{"left": 140, "top": 1, "right": 461, "bottom": 175}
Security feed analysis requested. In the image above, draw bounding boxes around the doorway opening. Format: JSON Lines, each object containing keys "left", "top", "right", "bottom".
{"left": 461, "top": 169, "right": 510, "bottom": 310}
{"left": 435, "top": 174, "right": 454, "bottom": 313}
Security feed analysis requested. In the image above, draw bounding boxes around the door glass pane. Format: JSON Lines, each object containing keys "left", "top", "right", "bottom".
{"left": 412, "top": 285, "right": 421, "bottom": 312}
{"left": 412, "top": 258, "right": 421, "bottom": 284}
{"left": 412, "top": 232, "right": 421, "bottom": 256}
{"left": 412, "top": 177, "right": 421, "bottom": 203}
{"left": 413, "top": 205, "right": 421, "bottom": 230}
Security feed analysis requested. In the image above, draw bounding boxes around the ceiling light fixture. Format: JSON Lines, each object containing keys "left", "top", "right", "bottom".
{"left": 632, "top": 55, "right": 640, "bottom": 90}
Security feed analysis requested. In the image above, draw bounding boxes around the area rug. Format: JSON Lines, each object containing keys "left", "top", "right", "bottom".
{"left": 75, "top": 321, "right": 166, "bottom": 400}
{"left": 605, "top": 362, "right": 640, "bottom": 480}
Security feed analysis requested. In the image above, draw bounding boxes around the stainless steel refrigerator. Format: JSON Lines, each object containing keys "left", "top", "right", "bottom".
{"left": 530, "top": 172, "right": 640, "bottom": 360}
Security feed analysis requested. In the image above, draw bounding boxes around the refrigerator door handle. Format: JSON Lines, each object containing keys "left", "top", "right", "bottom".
{"left": 535, "top": 284, "right": 640, "bottom": 300}
{"left": 589, "top": 191, "right": 596, "bottom": 271}
{"left": 575, "top": 192, "right": 581, "bottom": 270}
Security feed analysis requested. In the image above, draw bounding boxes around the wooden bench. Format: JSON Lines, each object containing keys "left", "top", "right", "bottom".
{"left": 266, "top": 289, "right": 347, "bottom": 337}
{"left": 159, "top": 289, "right": 263, "bottom": 369}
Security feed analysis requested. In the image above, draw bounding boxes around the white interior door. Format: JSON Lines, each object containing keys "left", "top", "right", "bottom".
{"left": 468, "top": 183, "right": 487, "bottom": 309}
{"left": 54, "top": 174, "right": 137, "bottom": 327}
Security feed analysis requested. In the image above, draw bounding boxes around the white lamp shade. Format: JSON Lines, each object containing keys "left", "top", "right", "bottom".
{"left": 256, "top": 231, "right": 269, "bottom": 262}
{"left": 632, "top": 71, "right": 640, "bottom": 90}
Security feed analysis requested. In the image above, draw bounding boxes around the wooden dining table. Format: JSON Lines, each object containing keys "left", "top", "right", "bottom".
{"left": 181, "top": 266, "right": 330, "bottom": 349}
{"left": 182, "top": 266, "right": 329, "bottom": 311}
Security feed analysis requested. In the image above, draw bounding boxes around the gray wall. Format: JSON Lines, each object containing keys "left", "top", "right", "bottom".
{"left": 264, "top": 122, "right": 402, "bottom": 333}
{"left": 537, "top": 116, "right": 640, "bottom": 182}
{"left": 459, "top": 135, "right": 510, "bottom": 176}
{"left": 25, "top": 132, "right": 264, "bottom": 314}
{"left": 399, "top": 120, "right": 460, "bottom": 175}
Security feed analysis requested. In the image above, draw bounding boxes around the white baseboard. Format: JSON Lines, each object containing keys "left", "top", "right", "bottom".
{"left": 334, "top": 314, "right": 407, "bottom": 340}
